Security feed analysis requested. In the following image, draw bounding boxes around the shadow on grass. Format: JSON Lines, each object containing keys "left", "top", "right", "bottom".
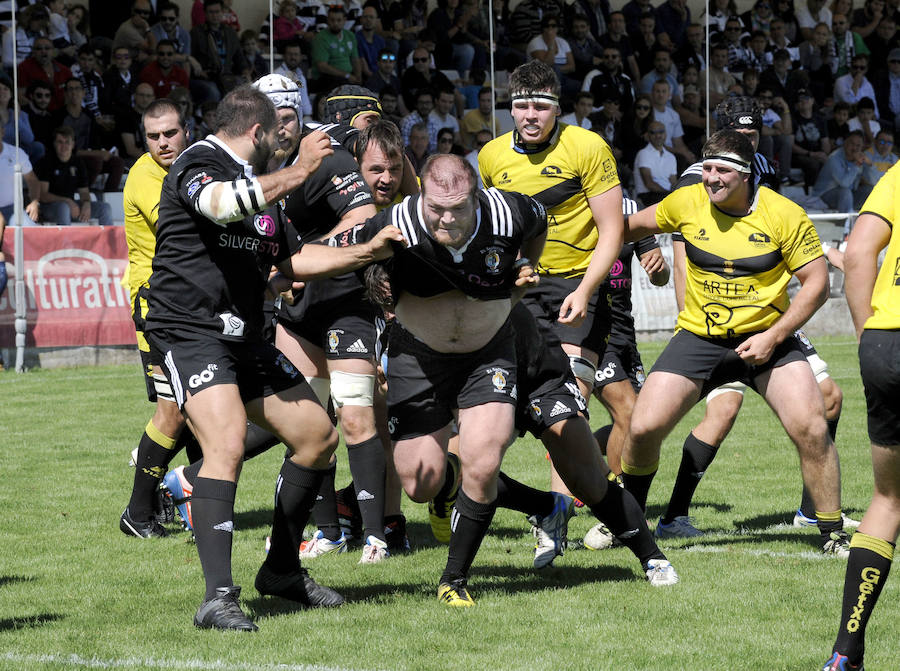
{"left": 244, "top": 564, "right": 637, "bottom": 617}
{"left": 0, "top": 613, "right": 65, "bottom": 631}
{"left": 0, "top": 575, "right": 35, "bottom": 588}
{"left": 235, "top": 508, "right": 276, "bottom": 532}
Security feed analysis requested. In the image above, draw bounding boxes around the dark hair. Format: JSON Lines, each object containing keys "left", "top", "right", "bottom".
{"left": 328, "top": 4, "right": 346, "bottom": 14}
{"left": 143, "top": 97, "right": 186, "bottom": 127}
{"left": 702, "top": 129, "right": 754, "bottom": 165}
{"left": 857, "top": 96, "right": 875, "bottom": 110}
{"left": 354, "top": 119, "right": 403, "bottom": 163}
{"left": 203, "top": 0, "right": 222, "bottom": 9}
{"left": 215, "top": 85, "right": 277, "bottom": 137}
{"left": 420, "top": 153, "right": 477, "bottom": 199}
{"left": 157, "top": 39, "right": 176, "bottom": 51}
{"left": 508, "top": 60, "right": 560, "bottom": 99}
{"left": 159, "top": 1, "right": 179, "bottom": 16}
{"left": 52, "top": 125, "right": 75, "bottom": 141}
{"left": 77, "top": 44, "right": 94, "bottom": 57}
{"left": 27, "top": 81, "right": 52, "bottom": 96}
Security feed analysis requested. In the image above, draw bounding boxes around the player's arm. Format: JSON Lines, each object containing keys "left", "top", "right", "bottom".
{"left": 558, "top": 185, "right": 624, "bottom": 326}
{"left": 194, "top": 131, "right": 334, "bottom": 225}
{"left": 735, "top": 256, "right": 829, "bottom": 365}
{"left": 638, "top": 245, "right": 670, "bottom": 286}
{"left": 512, "top": 230, "right": 546, "bottom": 302}
{"left": 843, "top": 212, "right": 891, "bottom": 339}
{"left": 280, "top": 225, "right": 405, "bottom": 280}
{"left": 624, "top": 202, "right": 661, "bottom": 242}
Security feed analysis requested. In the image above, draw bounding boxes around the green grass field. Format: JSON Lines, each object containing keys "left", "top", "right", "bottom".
{"left": 0, "top": 336, "right": 897, "bottom": 671}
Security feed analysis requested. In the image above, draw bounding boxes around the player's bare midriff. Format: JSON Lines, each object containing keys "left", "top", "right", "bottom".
{"left": 395, "top": 291, "right": 511, "bottom": 354}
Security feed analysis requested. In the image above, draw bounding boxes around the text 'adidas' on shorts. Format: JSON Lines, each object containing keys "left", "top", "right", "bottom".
{"left": 278, "top": 299, "right": 377, "bottom": 361}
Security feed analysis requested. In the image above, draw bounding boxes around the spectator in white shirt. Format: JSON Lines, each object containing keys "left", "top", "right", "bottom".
{"left": 633, "top": 120, "right": 677, "bottom": 206}
{"left": 560, "top": 92, "right": 595, "bottom": 129}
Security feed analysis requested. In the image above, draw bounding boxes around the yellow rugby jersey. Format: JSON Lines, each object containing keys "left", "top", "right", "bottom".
{"left": 478, "top": 123, "right": 620, "bottom": 278}
{"left": 122, "top": 152, "right": 168, "bottom": 351}
{"left": 859, "top": 161, "right": 900, "bottom": 330}
{"left": 656, "top": 183, "right": 823, "bottom": 337}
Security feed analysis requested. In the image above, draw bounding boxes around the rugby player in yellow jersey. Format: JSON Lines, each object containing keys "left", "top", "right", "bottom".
{"left": 120, "top": 99, "right": 191, "bottom": 538}
{"left": 823, "top": 163, "right": 900, "bottom": 671}
{"left": 478, "top": 60, "right": 624, "bottom": 497}
{"left": 622, "top": 129, "right": 851, "bottom": 557}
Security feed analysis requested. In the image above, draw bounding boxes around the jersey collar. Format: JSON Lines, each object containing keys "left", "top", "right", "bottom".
{"left": 511, "top": 121, "right": 561, "bottom": 155}
{"left": 206, "top": 134, "right": 256, "bottom": 178}
{"left": 416, "top": 195, "right": 483, "bottom": 263}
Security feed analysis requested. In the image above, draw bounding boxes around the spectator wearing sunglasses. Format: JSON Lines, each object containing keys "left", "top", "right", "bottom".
{"left": 366, "top": 48, "right": 404, "bottom": 101}
{"left": 25, "top": 82, "right": 58, "bottom": 152}
{"left": 834, "top": 53, "right": 879, "bottom": 112}
{"left": 861, "top": 129, "right": 897, "bottom": 194}
{"left": 113, "top": 0, "right": 158, "bottom": 65}
{"left": 150, "top": 3, "right": 196, "bottom": 77}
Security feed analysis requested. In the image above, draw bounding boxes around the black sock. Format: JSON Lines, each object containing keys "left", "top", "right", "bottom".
{"left": 588, "top": 484, "right": 664, "bottom": 567}
{"left": 593, "top": 424, "right": 613, "bottom": 455}
{"left": 832, "top": 534, "right": 895, "bottom": 665}
{"left": 265, "top": 459, "right": 325, "bottom": 574}
{"left": 192, "top": 477, "right": 237, "bottom": 600}
{"left": 798, "top": 485, "right": 816, "bottom": 520}
{"left": 178, "top": 431, "right": 203, "bottom": 464}
{"left": 662, "top": 433, "right": 718, "bottom": 523}
{"left": 347, "top": 435, "right": 386, "bottom": 541}
{"left": 436, "top": 452, "right": 460, "bottom": 501}
{"left": 818, "top": 512, "right": 844, "bottom": 547}
{"left": 621, "top": 467, "right": 657, "bottom": 512}
{"left": 827, "top": 415, "right": 840, "bottom": 442}
{"left": 440, "top": 489, "right": 496, "bottom": 585}
{"left": 128, "top": 422, "right": 177, "bottom": 521}
{"left": 311, "top": 461, "right": 341, "bottom": 541}
{"left": 495, "top": 471, "right": 554, "bottom": 517}
{"left": 183, "top": 460, "right": 202, "bottom": 483}
{"left": 243, "top": 422, "right": 280, "bottom": 461}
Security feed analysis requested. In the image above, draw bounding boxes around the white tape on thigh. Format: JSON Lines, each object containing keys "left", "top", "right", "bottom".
{"left": 705, "top": 380, "right": 747, "bottom": 402}
{"left": 807, "top": 353, "right": 830, "bottom": 382}
{"left": 329, "top": 371, "right": 375, "bottom": 407}
{"left": 569, "top": 355, "right": 596, "bottom": 386}
{"left": 152, "top": 372, "right": 175, "bottom": 402}
{"left": 304, "top": 376, "right": 332, "bottom": 407}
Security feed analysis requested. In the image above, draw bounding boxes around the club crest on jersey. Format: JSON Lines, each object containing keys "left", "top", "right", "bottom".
{"left": 541, "top": 165, "right": 561, "bottom": 176}
{"left": 327, "top": 329, "right": 341, "bottom": 353}
{"left": 276, "top": 353, "right": 299, "bottom": 377}
{"left": 530, "top": 401, "right": 542, "bottom": 420}
{"left": 487, "top": 367, "right": 509, "bottom": 392}
{"left": 483, "top": 246, "right": 502, "bottom": 274}
{"left": 254, "top": 214, "right": 276, "bottom": 237}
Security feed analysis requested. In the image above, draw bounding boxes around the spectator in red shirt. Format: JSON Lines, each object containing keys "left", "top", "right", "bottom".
{"left": 17, "top": 37, "right": 72, "bottom": 112}
{"left": 140, "top": 39, "right": 190, "bottom": 98}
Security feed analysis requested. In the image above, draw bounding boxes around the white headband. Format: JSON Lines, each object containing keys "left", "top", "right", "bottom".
{"left": 702, "top": 152, "right": 752, "bottom": 174}
{"left": 510, "top": 91, "right": 560, "bottom": 106}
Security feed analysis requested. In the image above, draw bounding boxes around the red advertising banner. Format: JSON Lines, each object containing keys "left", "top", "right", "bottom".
{"left": 0, "top": 226, "right": 135, "bottom": 348}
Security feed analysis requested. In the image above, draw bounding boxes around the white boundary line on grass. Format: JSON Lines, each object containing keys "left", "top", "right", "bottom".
{"left": 1, "top": 653, "right": 379, "bottom": 671}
